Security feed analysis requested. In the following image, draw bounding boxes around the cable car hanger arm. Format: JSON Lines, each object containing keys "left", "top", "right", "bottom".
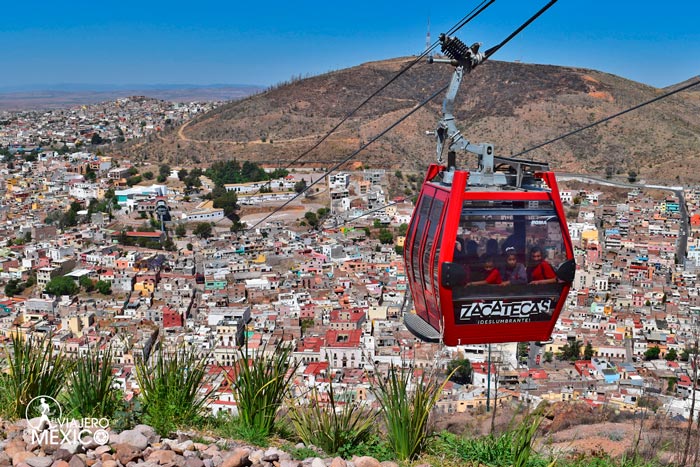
{"left": 432, "top": 0, "right": 559, "bottom": 185}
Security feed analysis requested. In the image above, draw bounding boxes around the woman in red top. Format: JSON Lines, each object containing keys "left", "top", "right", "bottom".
{"left": 466, "top": 256, "right": 502, "bottom": 286}
{"left": 527, "top": 246, "right": 557, "bottom": 285}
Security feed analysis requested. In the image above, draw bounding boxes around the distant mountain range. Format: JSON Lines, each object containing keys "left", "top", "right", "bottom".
{"left": 114, "top": 57, "right": 700, "bottom": 184}
{"left": 0, "top": 84, "right": 264, "bottom": 110}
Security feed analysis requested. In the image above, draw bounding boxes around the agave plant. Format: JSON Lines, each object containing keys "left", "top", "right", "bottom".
{"left": 63, "top": 344, "right": 122, "bottom": 419}
{"left": 0, "top": 332, "right": 72, "bottom": 419}
{"left": 287, "top": 380, "right": 377, "bottom": 455}
{"left": 134, "top": 342, "right": 212, "bottom": 436}
{"left": 227, "top": 342, "right": 300, "bottom": 439}
{"left": 370, "top": 364, "right": 452, "bottom": 461}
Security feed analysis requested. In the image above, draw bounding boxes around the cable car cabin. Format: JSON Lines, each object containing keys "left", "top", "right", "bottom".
{"left": 403, "top": 163, "right": 575, "bottom": 346}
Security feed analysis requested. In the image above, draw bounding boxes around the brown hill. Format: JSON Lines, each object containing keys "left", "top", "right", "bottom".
{"left": 115, "top": 57, "right": 700, "bottom": 183}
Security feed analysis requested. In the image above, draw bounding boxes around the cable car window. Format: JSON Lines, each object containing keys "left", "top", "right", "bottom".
{"left": 422, "top": 198, "right": 445, "bottom": 294}
{"left": 411, "top": 194, "right": 433, "bottom": 277}
{"left": 409, "top": 194, "right": 434, "bottom": 315}
{"left": 452, "top": 199, "right": 567, "bottom": 307}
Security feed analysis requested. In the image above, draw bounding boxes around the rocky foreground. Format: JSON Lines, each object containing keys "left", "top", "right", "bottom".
{"left": 0, "top": 422, "right": 410, "bottom": 467}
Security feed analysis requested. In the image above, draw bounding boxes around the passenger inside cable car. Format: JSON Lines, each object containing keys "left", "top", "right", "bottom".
{"left": 500, "top": 248, "right": 527, "bottom": 286}
{"left": 447, "top": 199, "right": 567, "bottom": 321}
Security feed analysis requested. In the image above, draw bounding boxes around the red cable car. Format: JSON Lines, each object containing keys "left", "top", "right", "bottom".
{"left": 403, "top": 35, "right": 576, "bottom": 346}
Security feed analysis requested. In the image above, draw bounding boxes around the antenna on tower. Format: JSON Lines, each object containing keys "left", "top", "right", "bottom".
{"left": 426, "top": 17, "right": 432, "bottom": 57}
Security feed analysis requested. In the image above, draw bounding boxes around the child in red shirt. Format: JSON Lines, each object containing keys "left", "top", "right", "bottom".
{"left": 467, "top": 257, "right": 502, "bottom": 286}
{"left": 527, "top": 246, "right": 557, "bottom": 285}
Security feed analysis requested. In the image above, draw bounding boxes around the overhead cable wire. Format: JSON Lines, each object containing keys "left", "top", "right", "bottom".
{"left": 245, "top": 0, "right": 563, "bottom": 231}
{"left": 333, "top": 201, "right": 399, "bottom": 228}
{"left": 252, "top": 0, "right": 495, "bottom": 195}
{"left": 246, "top": 84, "right": 450, "bottom": 231}
{"left": 512, "top": 77, "right": 700, "bottom": 160}
{"left": 342, "top": 78, "right": 700, "bottom": 227}
{"left": 484, "top": 0, "right": 557, "bottom": 58}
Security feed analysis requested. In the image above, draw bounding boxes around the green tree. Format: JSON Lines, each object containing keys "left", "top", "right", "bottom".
{"left": 212, "top": 191, "right": 238, "bottom": 219}
{"left": 127, "top": 175, "right": 142, "bottom": 186}
{"left": 79, "top": 275, "right": 95, "bottom": 293}
{"left": 95, "top": 280, "right": 112, "bottom": 295}
{"left": 193, "top": 222, "right": 212, "bottom": 239}
{"left": 644, "top": 345, "right": 661, "bottom": 361}
{"left": 446, "top": 358, "right": 472, "bottom": 385}
{"left": 45, "top": 276, "right": 79, "bottom": 296}
{"left": 378, "top": 228, "right": 393, "bottom": 244}
{"left": 294, "top": 180, "right": 307, "bottom": 193}
{"left": 558, "top": 339, "right": 583, "bottom": 361}
{"left": 583, "top": 341, "right": 594, "bottom": 360}
{"left": 517, "top": 342, "right": 529, "bottom": 361}
{"left": 4, "top": 279, "right": 23, "bottom": 297}
{"left": 665, "top": 348, "right": 678, "bottom": 361}
{"left": 304, "top": 211, "right": 319, "bottom": 228}
{"left": 159, "top": 164, "right": 171, "bottom": 180}
{"left": 175, "top": 224, "right": 186, "bottom": 237}
{"left": 398, "top": 223, "right": 409, "bottom": 236}
{"left": 142, "top": 171, "right": 154, "bottom": 180}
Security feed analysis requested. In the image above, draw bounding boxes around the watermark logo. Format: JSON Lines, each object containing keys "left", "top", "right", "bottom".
{"left": 26, "top": 396, "right": 110, "bottom": 446}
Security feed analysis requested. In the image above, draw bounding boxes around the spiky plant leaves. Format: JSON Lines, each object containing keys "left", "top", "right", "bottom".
{"left": 226, "top": 342, "right": 300, "bottom": 440}
{"left": 134, "top": 343, "right": 213, "bottom": 436}
{"left": 0, "top": 332, "right": 72, "bottom": 420}
{"left": 287, "top": 380, "right": 377, "bottom": 455}
{"left": 63, "top": 345, "right": 123, "bottom": 419}
{"left": 370, "top": 364, "right": 454, "bottom": 461}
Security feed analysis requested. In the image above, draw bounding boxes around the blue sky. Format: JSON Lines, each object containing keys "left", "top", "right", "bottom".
{"left": 1, "top": 1, "right": 697, "bottom": 90}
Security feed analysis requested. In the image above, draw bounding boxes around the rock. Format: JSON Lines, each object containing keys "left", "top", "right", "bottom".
{"left": 101, "top": 461, "right": 118, "bottom": 467}
{"left": 92, "top": 447, "right": 110, "bottom": 458}
{"left": 57, "top": 444, "right": 81, "bottom": 457}
{"left": 51, "top": 460, "right": 70, "bottom": 467}
{"left": 220, "top": 448, "right": 251, "bottom": 467}
{"left": 260, "top": 453, "right": 278, "bottom": 463}
{"left": 26, "top": 457, "right": 54, "bottom": 467}
{"left": 12, "top": 451, "right": 37, "bottom": 465}
{"left": 202, "top": 460, "right": 214, "bottom": 467}
{"left": 67, "top": 455, "right": 86, "bottom": 467}
{"left": 310, "top": 458, "right": 325, "bottom": 467}
{"left": 352, "top": 457, "right": 380, "bottom": 467}
{"left": 184, "top": 458, "right": 205, "bottom": 467}
{"left": 176, "top": 441, "right": 194, "bottom": 454}
{"left": 147, "top": 449, "right": 183, "bottom": 466}
{"left": 278, "top": 461, "right": 301, "bottom": 467}
{"left": 51, "top": 454, "right": 75, "bottom": 462}
{"left": 209, "top": 453, "right": 223, "bottom": 467}
{"left": 116, "top": 431, "right": 148, "bottom": 451}
{"left": 132, "top": 425, "right": 156, "bottom": 438}
{"left": 330, "top": 457, "right": 347, "bottom": 467}
{"left": 112, "top": 444, "right": 142, "bottom": 465}
{"left": 247, "top": 450, "right": 263, "bottom": 465}
{"left": 202, "top": 445, "right": 219, "bottom": 455}
{"left": 379, "top": 462, "right": 400, "bottom": 467}
{"left": 4, "top": 440, "right": 28, "bottom": 458}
